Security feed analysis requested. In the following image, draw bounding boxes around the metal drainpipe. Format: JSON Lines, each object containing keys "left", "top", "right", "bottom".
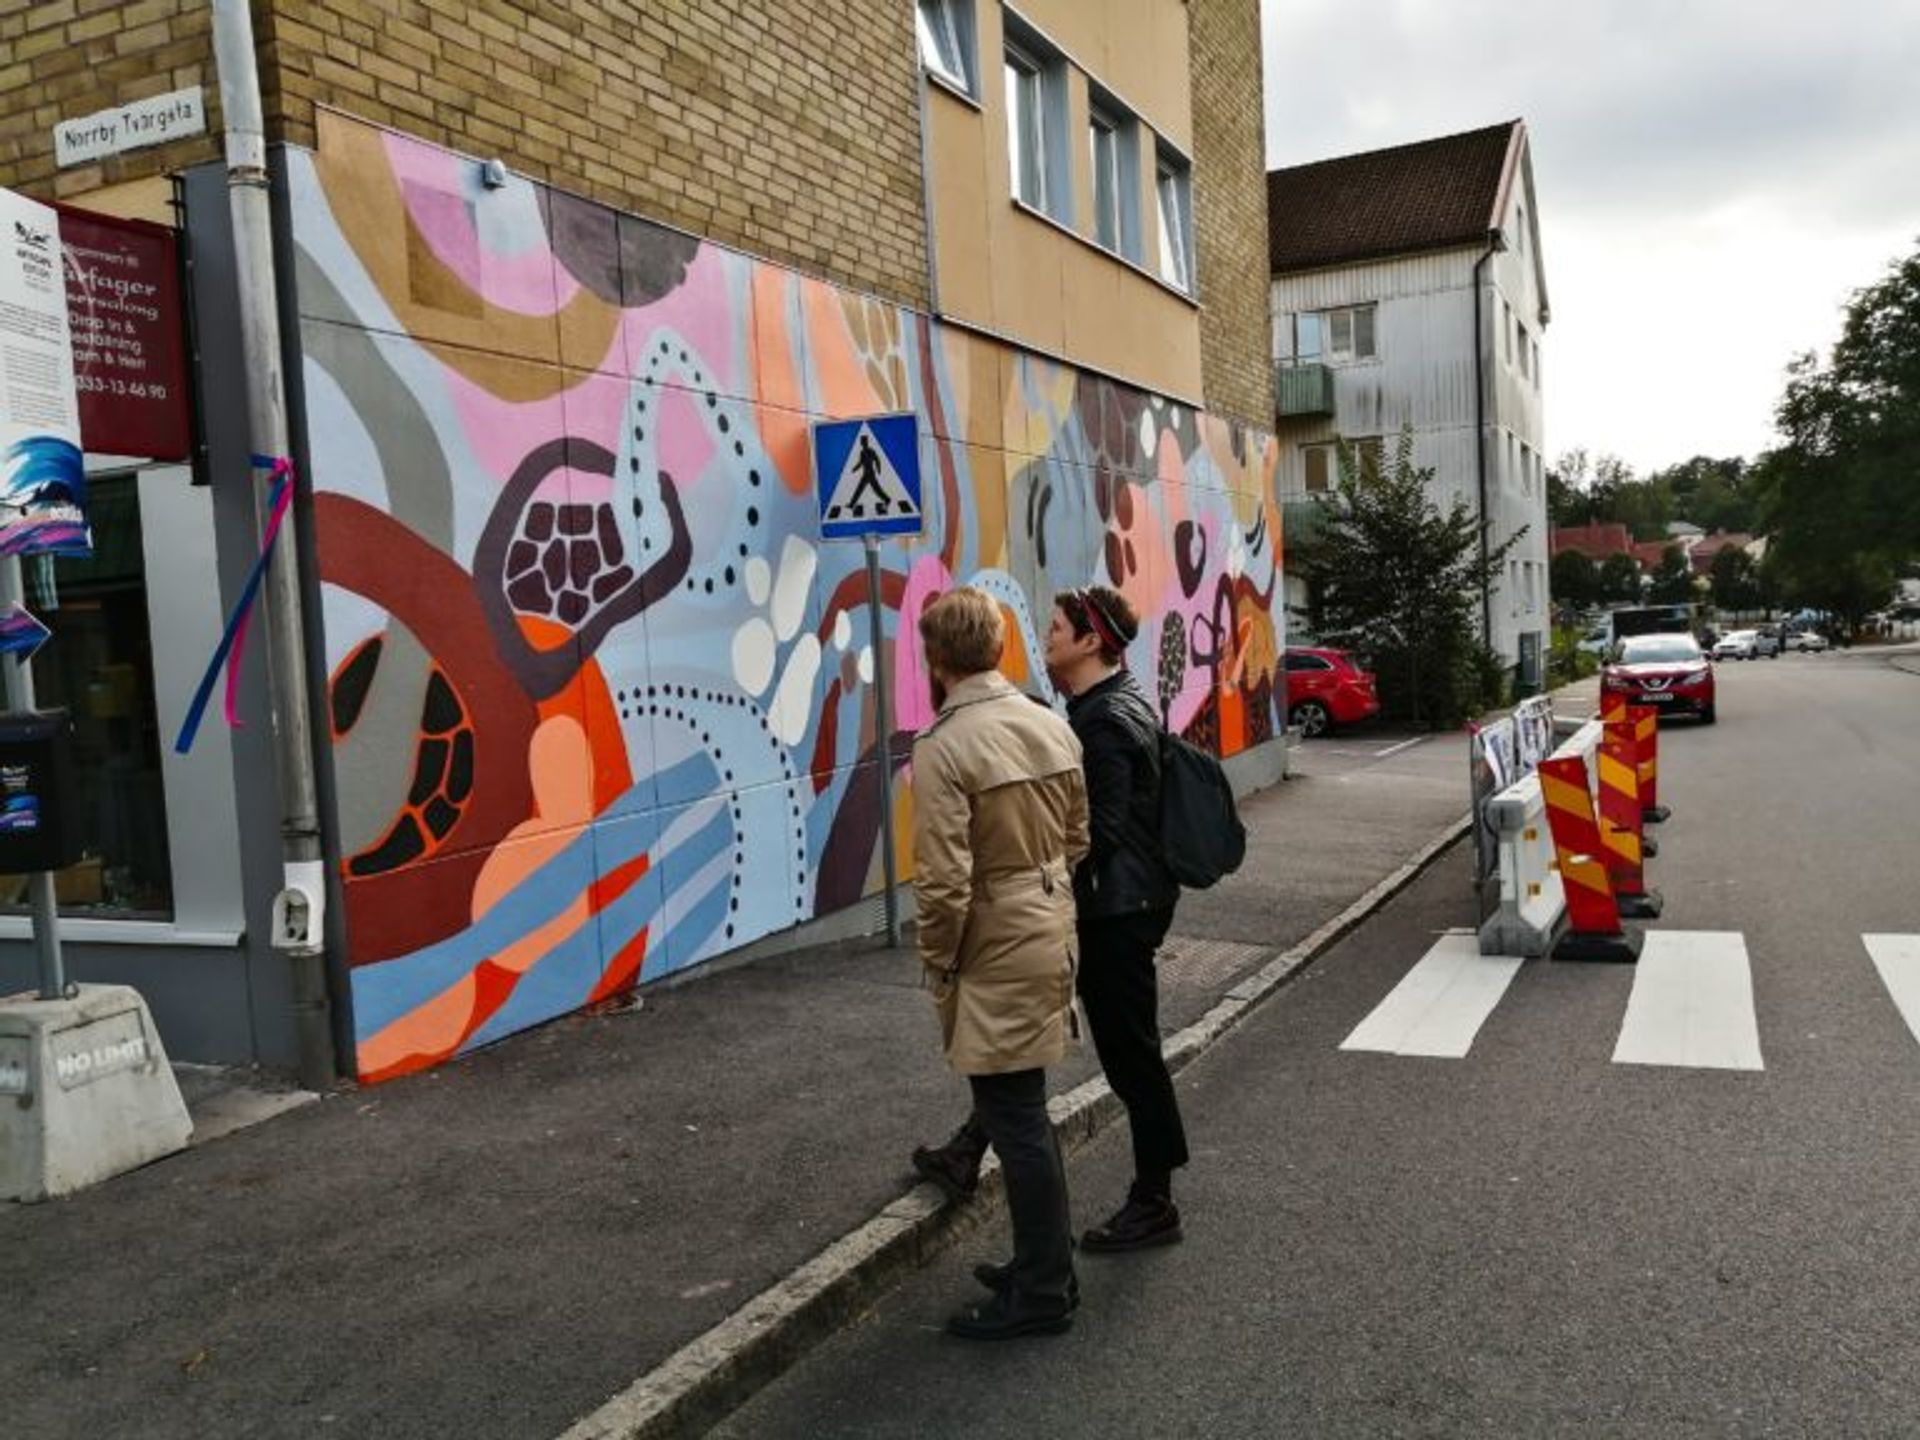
{"left": 210, "top": 0, "right": 336, "bottom": 1089}
{"left": 1473, "top": 241, "right": 1497, "bottom": 653}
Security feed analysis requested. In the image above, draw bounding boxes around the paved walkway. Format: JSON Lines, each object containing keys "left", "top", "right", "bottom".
{"left": 5, "top": 717, "right": 1491, "bottom": 1440}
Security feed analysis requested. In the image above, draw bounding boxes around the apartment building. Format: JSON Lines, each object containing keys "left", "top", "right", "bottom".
{"left": 1266, "top": 121, "right": 1551, "bottom": 686}
{"left": 0, "top": 0, "right": 1277, "bottom": 1079}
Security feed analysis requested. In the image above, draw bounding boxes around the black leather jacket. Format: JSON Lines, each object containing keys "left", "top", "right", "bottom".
{"left": 1066, "top": 669, "right": 1178, "bottom": 920}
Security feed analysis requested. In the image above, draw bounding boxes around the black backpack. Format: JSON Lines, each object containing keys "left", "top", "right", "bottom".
{"left": 1157, "top": 731, "right": 1246, "bottom": 888}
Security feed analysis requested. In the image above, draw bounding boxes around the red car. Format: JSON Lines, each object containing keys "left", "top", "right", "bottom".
{"left": 1602, "top": 632, "right": 1716, "bottom": 723}
{"left": 1284, "top": 646, "right": 1380, "bottom": 737}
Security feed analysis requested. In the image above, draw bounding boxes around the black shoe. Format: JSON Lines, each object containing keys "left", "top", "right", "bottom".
{"left": 972, "top": 1260, "right": 1080, "bottom": 1311}
{"left": 911, "top": 1121, "right": 988, "bottom": 1203}
{"left": 945, "top": 1291, "right": 1073, "bottom": 1340}
{"left": 1080, "top": 1191, "right": 1182, "bottom": 1253}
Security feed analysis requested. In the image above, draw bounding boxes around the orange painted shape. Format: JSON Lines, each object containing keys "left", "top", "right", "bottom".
{"left": 588, "top": 925, "right": 650, "bottom": 1005}
{"left": 590, "top": 851, "right": 652, "bottom": 912}
{"left": 1539, "top": 755, "right": 1625, "bottom": 936}
{"left": 997, "top": 603, "right": 1030, "bottom": 685}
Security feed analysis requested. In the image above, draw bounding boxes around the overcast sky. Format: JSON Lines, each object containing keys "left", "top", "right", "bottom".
{"left": 1260, "top": 0, "right": 1920, "bottom": 476}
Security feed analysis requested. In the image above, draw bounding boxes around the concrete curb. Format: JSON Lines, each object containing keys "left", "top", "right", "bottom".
{"left": 559, "top": 812, "right": 1473, "bottom": 1440}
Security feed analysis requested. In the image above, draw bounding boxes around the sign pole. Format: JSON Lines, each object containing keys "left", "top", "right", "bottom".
{"left": 864, "top": 534, "right": 901, "bottom": 947}
{"left": 0, "top": 556, "right": 64, "bottom": 1000}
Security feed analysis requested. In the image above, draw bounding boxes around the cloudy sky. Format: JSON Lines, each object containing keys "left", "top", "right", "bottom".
{"left": 1260, "top": 0, "right": 1920, "bottom": 475}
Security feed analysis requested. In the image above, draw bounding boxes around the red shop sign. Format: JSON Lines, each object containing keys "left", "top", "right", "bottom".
{"left": 53, "top": 203, "right": 192, "bottom": 462}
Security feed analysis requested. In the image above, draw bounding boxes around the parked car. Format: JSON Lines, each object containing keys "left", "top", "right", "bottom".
{"left": 1788, "top": 630, "right": 1831, "bottom": 652}
{"left": 1576, "top": 625, "right": 1612, "bottom": 657}
{"left": 1602, "top": 633, "right": 1716, "bottom": 724}
{"left": 1712, "top": 630, "right": 1758, "bottom": 661}
{"left": 1284, "top": 646, "right": 1380, "bottom": 737}
{"left": 1712, "top": 628, "right": 1780, "bottom": 660}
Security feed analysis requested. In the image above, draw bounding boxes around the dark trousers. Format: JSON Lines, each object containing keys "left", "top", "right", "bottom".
{"left": 968, "top": 1068, "right": 1074, "bottom": 1308}
{"left": 1077, "top": 906, "right": 1189, "bottom": 1180}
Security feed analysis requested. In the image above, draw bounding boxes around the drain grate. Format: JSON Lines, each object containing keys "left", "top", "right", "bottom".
{"left": 1154, "top": 934, "right": 1273, "bottom": 991}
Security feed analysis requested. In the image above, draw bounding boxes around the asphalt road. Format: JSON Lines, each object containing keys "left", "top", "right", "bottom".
{"left": 716, "top": 646, "right": 1920, "bottom": 1438}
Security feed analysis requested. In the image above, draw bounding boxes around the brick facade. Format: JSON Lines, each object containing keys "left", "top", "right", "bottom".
{"left": 258, "top": 0, "right": 929, "bottom": 309}
{"left": 2, "top": 0, "right": 930, "bottom": 310}
{"left": 0, "top": 0, "right": 222, "bottom": 200}
{"left": 1188, "top": 0, "right": 1272, "bottom": 429}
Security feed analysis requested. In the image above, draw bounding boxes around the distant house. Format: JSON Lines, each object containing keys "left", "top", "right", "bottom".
{"left": 1550, "top": 523, "right": 1634, "bottom": 563}
{"left": 1267, "top": 120, "right": 1551, "bottom": 687}
{"left": 1632, "top": 540, "right": 1676, "bottom": 574}
{"left": 1686, "top": 531, "right": 1754, "bottom": 577}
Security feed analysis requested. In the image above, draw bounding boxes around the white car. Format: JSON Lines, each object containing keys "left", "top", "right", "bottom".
{"left": 1788, "top": 630, "right": 1830, "bottom": 652}
{"left": 1712, "top": 630, "right": 1759, "bottom": 660}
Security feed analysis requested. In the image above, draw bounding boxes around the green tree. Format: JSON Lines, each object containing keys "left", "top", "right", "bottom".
{"left": 1649, "top": 545, "right": 1694, "bottom": 604}
{"left": 1709, "top": 546, "right": 1761, "bottom": 616}
{"left": 1300, "top": 431, "right": 1521, "bottom": 728}
{"left": 1549, "top": 548, "right": 1598, "bottom": 611}
{"left": 1598, "top": 551, "right": 1643, "bottom": 603}
{"left": 1758, "top": 241, "right": 1920, "bottom": 638}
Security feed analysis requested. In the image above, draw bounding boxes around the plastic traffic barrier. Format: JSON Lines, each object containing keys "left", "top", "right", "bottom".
{"left": 1633, "top": 704, "right": 1670, "bottom": 824}
{"left": 1478, "top": 772, "right": 1565, "bottom": 958}
{"left": 1598, "top": 712, "right": 1662, "bottom": 919}
{"left": 1537, "top": 754, "right": 1643, "bottom": 963}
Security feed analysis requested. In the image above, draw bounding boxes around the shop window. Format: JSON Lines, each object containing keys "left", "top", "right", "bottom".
{"left": 0, "top": 474, "right": 171, "bottom": 917}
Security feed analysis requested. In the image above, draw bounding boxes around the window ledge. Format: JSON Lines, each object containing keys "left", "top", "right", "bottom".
{"left": 1009, "top": 197, "right": 1199, "bottom": 309}
{"left": 0, "top": 916, "right": 243, "bottom": 948}
{"left": 924, "top": 69, "right": 982, "bottom": 111}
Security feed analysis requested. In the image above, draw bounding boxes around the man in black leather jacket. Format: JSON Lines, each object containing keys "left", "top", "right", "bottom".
{"left": 1043, "top": 584, "right": 1188, "bottom": 1252}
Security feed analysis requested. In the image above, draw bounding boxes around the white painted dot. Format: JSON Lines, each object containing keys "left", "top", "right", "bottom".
{"left": 772, "top": 535, "right": 816, "bottom": 643}
{"left": 745, "top": 556, "right": 772, "bottom": 607}
{"left": 732, "top": 617, "right": 778, "bottom": 697}
{"left": 1138, "top": 411, "right": 1156, "bottom": 459}
{"left": 768, "top": 635, "right": 822, "bottom": 746}
{"left": 833, "top": 610, "right": 852, "bottom": 651}
{"left": 856, "top": 645, "right": 874, "bottom": 684}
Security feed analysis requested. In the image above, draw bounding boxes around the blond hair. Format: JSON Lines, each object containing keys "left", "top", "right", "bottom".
{"left": 918, "top": 587, "right": 1005, "bottom": 677}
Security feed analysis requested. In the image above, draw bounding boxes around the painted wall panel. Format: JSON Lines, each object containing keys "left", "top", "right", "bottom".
{"left": 290, "top": 117, "right": 1280, "bottom": 1081}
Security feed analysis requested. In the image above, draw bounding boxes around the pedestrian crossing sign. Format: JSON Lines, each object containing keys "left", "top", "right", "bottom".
{"left": 813, "top": 413, "right": 922, "bottom": 539}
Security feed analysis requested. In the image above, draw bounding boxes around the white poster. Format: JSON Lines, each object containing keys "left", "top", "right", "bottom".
{"left": 0, "top": 185, "right": 90, "bottom": 558}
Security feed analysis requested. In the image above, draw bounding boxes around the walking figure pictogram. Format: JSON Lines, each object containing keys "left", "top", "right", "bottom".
{"left": 832, "top": 434, "right": 893, "bottom": 519}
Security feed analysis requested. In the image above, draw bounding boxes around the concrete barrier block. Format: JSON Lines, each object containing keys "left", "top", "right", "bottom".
{"left": 0, "top": 984, "right": 192, "bottom": 1202}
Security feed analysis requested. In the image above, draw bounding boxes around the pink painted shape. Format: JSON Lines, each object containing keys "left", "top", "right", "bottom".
{"left": 385, "top": 133, "right": 566, "bottom": 316}
{"left": 618, "top": 245, "right": 746, "bottom": 393}
{"left": 654, "top": 385, "right": 716, "bottom": 494}
{"left": 441, "top": 367, "right": 565, "bottom": 487}
{"left": 891, "top": 554, "right": 955, "bottom": 734}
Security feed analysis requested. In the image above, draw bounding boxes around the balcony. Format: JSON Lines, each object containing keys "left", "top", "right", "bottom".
{"left": 1274, "top": 361, "right": 1335, "bottom": 419}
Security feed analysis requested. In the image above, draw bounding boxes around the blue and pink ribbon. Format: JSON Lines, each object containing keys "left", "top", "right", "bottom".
{"left": 173, "top": 455, "right": 296, "bottom": 754}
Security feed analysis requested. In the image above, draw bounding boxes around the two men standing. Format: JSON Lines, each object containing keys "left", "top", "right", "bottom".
{"left": 910, "top": 584, "right": 1190, "bottom": 1339}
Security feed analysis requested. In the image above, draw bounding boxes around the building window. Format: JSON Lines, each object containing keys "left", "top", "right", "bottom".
{"left": 1280, "top": 305, "right": 1376, "bottom": 365}
{"left": 1302, "top": 436, "right": 1382, "bottom": 493}
{"left": 917, "top": 0, "right": 976, "bottom": 95}
{"left": 1087, "top": 94, "right": 1140, "bottom": 262}
{"left": 1154, "top": 147, "right": 1193, "bottom": 292}
{"left": 0, "top": 475, "right": 172, "bottom": 918}
{"left": 1004, "top": 26, "right": 1068, "bottom": 222}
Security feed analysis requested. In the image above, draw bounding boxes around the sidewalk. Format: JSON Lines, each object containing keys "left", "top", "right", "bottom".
{"left": 6, "top": 729, "right": 1474, "bottom": 1440}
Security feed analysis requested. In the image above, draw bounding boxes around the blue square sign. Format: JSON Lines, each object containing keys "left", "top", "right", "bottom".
{"left": 813, "top": 413, "right": 922, "bottom": 539}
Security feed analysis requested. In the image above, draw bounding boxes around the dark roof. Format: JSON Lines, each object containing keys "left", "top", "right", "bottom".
{"left": 1267, "top": 122, "right": 1521, "bottom": 273}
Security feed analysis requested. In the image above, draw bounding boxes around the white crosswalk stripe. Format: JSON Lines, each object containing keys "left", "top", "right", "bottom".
{"left": 1339, "top": 931, "right": 1524, "bottom": 1058}
{"left": 1864, "top": 934, "right": 1920, "bottom": 1047}
{"left": 1611, "top": 930, "right": 1763, "bottom": 1071}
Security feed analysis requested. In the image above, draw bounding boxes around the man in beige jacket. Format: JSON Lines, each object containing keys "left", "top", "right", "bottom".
{"left": 912, "top": 588, "right": 1090, "bottom": 1339}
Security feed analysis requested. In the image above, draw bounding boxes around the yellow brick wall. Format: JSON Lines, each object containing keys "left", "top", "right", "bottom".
{"left": 259, "top": 0, "right": 930, "bottom": 308}
{"left": 0, "top": 0, "right": 222, "bottom": 200}
{"left": 1189, "top": 0, "right": 1272, "bottom": 429}
{"left": 1, "top": 1, "right": 931, "bottom": 310}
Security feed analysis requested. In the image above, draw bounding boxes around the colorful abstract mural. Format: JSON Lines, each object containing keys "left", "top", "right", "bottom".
{"left": 288, "top": 115, "right": 1283, "bottom": 1082}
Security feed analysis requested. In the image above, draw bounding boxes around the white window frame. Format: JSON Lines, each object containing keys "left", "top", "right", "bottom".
{"left": 1087, "top": 94, "right": 1141, "bottom": 262}
{"left": 1283, "top": 305, "right": 1377, "bottom": 366}
{"left": 916, "top": 0, "right": 976, "bottom": 96}
{"left": 1154, "top": 147, "right": 1193, "bottom": 292}
{"left": 1302, "top": 436, "right": 1382, "bottom": 492}
{"left": 1005, "top": 44, "right": 1046, "bottom": 211}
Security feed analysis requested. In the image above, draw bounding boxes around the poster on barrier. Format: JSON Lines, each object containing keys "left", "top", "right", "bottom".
{"left": 1469, "top": 695, "right": 1556, "bottom": 922}
{"left": 0, "top": 186, "right": 91, "bottom": 560}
